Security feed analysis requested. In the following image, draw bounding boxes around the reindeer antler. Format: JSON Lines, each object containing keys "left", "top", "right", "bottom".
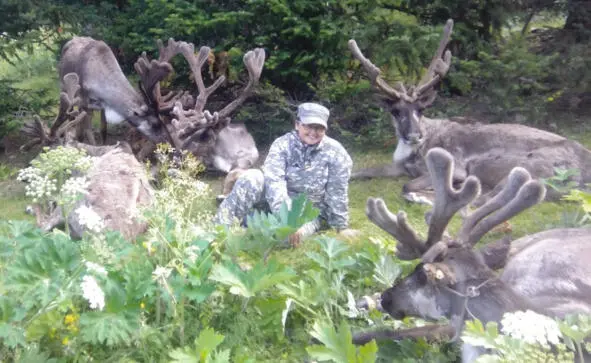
{"left": 457, "top": 168, "right": 546, "bottom": 246}
{"left": 217, "top": 48, "right": 265, "bottom": 120}
{"left": 366, "top": 147, "right": 477, "bottom": 261}
{"left": 349, "top": 19, "right": 453, "bottom": 108}
{"left": 169, "top": 43, "right": 265, "bottom": 149}
{"left": 133, "top": 38, "right": 265, "bottom": 153}
{"left": 415, "top": 19, "right": 453, "bottom": 102}
{"left": 367, "top": 147, "right": 546, "bottom": 262}
{"left": 348, "top": 40, "right": 414, "bottom": 103}
{"left": 21, "top": 73, "right": 87, "bottom": 150}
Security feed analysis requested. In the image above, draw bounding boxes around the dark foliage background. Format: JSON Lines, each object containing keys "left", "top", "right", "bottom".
{"left": 0, "top": 0, "right": 589, "bottom": 149}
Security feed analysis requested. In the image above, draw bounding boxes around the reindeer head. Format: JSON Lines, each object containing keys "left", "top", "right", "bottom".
{"left": 349, "top": 20, "right": 454, "bottom": 150}
{"left": 366, "top": 148, "right": 546, "bottom": 321}
{"left": 134, "top": 39, "right": 265, "bottom": 169}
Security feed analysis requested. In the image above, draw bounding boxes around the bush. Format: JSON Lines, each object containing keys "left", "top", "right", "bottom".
{"left": 0, "top": 45, "right": 58, "bottom": 140}
{"left": 448, "top": 35, "right": 557, "bottom": 123}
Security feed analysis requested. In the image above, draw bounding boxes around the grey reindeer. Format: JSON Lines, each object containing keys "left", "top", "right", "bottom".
{"left": 50, "top": 36, "right": 263, "bottom": 173}
{"left": 348, "top": 19, "right": 591, "bottom": 206}
{"left": 364, "top": 147, "right": 591, "bottom": 362}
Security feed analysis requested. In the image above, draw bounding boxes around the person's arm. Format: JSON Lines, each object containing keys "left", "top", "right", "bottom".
{"left": 263, "top": 136, "right": 292, "bottom": 212}
{"left": 324, "top": 146, "right": 353, "bottom": 230}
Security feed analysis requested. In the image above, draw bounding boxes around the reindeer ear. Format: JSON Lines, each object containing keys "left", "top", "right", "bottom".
{"left": 416, "top": 89, "right": 438, "bottom": 109}
{"left": 423, "top": 262, "right": 456, "bottom": 285}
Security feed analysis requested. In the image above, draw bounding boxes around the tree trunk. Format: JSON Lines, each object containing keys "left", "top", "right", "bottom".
{"left": 565, "top": 0, "right": 591, "bottom": 41}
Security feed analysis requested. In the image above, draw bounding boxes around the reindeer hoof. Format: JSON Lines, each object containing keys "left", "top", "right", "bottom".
{"left": 403, "top": 192, "right": 434, "bottom": 206}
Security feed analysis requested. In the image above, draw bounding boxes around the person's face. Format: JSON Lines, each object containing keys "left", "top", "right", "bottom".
{"left": 295, "top": 121, "right": 326, "bottom": 145}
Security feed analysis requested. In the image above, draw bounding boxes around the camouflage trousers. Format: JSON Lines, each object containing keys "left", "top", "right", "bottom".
{"left": 214, "top": 169, "right": 321, "bottom": 238}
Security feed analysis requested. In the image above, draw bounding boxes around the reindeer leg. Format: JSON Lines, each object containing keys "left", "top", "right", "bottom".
{"left": 75, "top": 109, "right": 96, "bottom": 145}
{"left": 402, "top": 175, "right": 433, "bottom": 205}
{"left": 352, "top": 324, "right": 455, "bottom": 345}
{"left": 100, "top": 109, "right": 108, "bottom": 144}
{"left": 351, "top": 162, "right": 407, "bottom": 180}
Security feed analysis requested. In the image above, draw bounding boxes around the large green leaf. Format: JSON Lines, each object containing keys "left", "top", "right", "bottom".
{"left": 79, "top": 311, "right": 140, "bottom": 346}
{"left": 307, "top": 320, "right": 377, "bottom": 363}
{"left": 209, "top": 258, "right": 296, "bottom": 298}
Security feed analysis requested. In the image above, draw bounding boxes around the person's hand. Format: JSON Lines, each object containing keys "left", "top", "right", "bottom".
{"left": 287, "top": 220, "right": 319, "bottom": 248}
{"left": 287, "top": 230, "right": 302, "bottom": 248}
{"left": 338, "top": 228, "right": 362, "bottom": 240}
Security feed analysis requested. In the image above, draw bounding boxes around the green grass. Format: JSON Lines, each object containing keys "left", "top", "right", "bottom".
{"left": 0, "top": 144, "right": 585, "bottom": 248}
{"left": 0, "top": 179, "right": 33, "bottom": 222}
{"left": 198, "top": 146, "right": 583, "bottom": 256}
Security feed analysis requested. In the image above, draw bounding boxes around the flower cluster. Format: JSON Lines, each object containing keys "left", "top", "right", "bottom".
{"left": 152, "top": 265, "right": 172, "bottom": 282}
{"left": 501, "top": 310, "right": 562, "bottom": 347}
{"left": 76, "top": 205, "right": 105, "bottom": 234}
{"left": 80, "top": 275, "right": 105, "bottom": 311}
{"left": 17, "top": 146, "right": 95, "bottom": 209}
{"left": 60, "top": 176, "right": 89, "bottom": 207}
{"left": 85, "top": 261, "right": 108, "bottom": 276}
{"left": 17, "top": 166, "right": 58, "bottom": 203}
{"left": 31, "top": 146, "right": 94, "bottom": 178}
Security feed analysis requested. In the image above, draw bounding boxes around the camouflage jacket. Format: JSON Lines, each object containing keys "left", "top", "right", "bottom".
{"left": 262, "top": 130, "right": 353, "bottom": 230}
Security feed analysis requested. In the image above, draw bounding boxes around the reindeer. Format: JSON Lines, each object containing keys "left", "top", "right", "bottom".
{"left": 348, "top": 19, "right": 591, "bottom": 205}
{"left": 364, "top": 147, "right": 591, "bottom": 361}
{"left": 50, "top": 36, "right": 263, "bottom": 174}
{"left": 22, "top": 73, "right": 154, "bottom": 240}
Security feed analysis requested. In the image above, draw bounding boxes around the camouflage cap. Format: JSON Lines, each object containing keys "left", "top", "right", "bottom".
{"left": 297, "top": 102, "right": 329, "bottom": 128}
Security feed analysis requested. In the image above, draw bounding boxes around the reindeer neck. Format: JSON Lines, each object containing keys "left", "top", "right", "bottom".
{"left": 417, "top": 117, "right": 452, "bottom": 155}
{"left": 449, "top": 277, "right": 546, "bottom": 328}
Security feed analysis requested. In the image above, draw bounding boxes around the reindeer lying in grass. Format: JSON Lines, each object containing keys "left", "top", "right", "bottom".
{"left": 359, "top": 147, "right": 591, "bottom": 361}
{"left": 349, "top": 19, "right": 591, "bottom": 206}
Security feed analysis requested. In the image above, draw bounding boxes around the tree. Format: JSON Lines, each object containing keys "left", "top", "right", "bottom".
{"left": 565, "top": 0, "right": 591, "bottom": 41}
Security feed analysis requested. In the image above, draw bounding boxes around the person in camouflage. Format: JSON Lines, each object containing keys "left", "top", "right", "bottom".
{"left": 215, "top": 102, "right": 359, "bottom": 245}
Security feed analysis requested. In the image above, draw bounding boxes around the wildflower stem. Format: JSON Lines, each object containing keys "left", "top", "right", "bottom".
{"left": 179, "top": 296, "right": 185, "bottom": 346}
{"left": 24, "top": 263, "right": 84, "bottom": 327}
{"left": 156, "top": 290, "right": 162, "bottom": 326}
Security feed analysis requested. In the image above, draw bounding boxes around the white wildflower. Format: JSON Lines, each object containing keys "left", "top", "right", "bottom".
{"left": 76, "top": 205, "right": 105, "bottom": 234}
{"left": 501, "top": 310, "right": 562, "bottom": 346}
{"left": 60, "top": 176, "right": 89, "bottom": 205}
{"left": 80, "top": 275, "right": 105, "bottom": 311}
{"left": 18, "top": 166, "right": 58, "bottom": 201}
{"left": 73, "top": 155, "right": 94, "bottom": 172}
{"left": 345, "top": 290, "right": 360, "bottom": 318}
{"left": 184, "top": 245, "right": 200, "bottom": 263}
{"left": 193, "top": 180, "right": 210, "bottom": 196}
{"left": 152, "top": 265, "right": 172, "bottom": 281}
{"left": 85, "top": 261, "right": 107, "bottom": 276}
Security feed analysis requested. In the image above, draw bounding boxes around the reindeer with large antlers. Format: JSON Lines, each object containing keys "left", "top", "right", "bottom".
{"left": 363, "top": 147, "right": 591, "bottom": 361}
{"left": 48, "top": 36, "right": 264, "bottom": 173}
{"left": 349, "top": 19, "right": 591, "bottom": 205}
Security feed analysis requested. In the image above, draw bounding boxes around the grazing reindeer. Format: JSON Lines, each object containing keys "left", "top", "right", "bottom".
{"left": 365, "top": 147, "right": 591, "bottom": 361}
{"left": 349, "top": 19, "right": 591, "bottom": 205}
{"left": 22, "top": 73, "right": 154, "bottom": 240}
{"left": 50, "top": 36, "right": 263, "bottom": 173}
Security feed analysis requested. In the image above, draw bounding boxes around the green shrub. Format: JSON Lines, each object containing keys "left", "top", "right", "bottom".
{"left": 448, "top": 35, "right": 557, "bottom": 123}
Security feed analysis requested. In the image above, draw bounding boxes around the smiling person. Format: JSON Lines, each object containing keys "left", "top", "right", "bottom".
{"left": 215, "top": 102, "right": 359, "bottom": 246}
